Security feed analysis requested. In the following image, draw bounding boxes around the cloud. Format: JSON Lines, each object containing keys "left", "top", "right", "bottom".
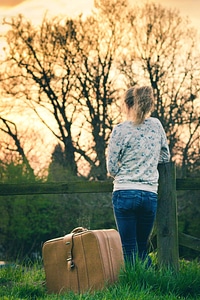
{"left": 0, "top": 0, "right": 27, "bottom": 7}
{"left": 0, "top": 0, "right": 93, "bottom": 24}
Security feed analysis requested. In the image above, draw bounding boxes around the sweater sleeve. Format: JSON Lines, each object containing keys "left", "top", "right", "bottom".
{"left": 158, "top": 121, "right": 171, "bottom": 163}
{"left": 106, "top": 125, "right": 123, "bottom": 177}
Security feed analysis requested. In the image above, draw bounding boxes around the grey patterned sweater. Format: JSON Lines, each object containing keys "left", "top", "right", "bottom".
{"left": 107, "top": 117, "right": 170, "bottom": 193}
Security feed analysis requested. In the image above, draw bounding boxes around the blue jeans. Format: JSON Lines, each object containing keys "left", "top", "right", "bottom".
{"left": 112, "top": 190, "right": 157, "bottom": 266}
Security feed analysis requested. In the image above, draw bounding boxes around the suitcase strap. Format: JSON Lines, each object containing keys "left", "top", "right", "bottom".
{"left": 64, "top": 227, "right": 88, "bottom": 270}
{"left": 63, "top": 228, "right": 88, "bottom": 292}
{"left": 64, "top": 234, "right": 75, "bottom": 270}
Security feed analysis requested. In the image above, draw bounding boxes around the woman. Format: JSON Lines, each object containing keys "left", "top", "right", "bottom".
{"left": 107, "top": 86, "right": 170, "bottom": 266}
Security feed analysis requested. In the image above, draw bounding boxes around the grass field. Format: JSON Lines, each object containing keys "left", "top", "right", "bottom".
{"left": 0, "top": 258, "right": 200, "bottom": 299}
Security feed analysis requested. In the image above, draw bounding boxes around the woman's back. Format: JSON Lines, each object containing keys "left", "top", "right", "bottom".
{"left": 107, "top": 117, "right": 170, "bottom": 193}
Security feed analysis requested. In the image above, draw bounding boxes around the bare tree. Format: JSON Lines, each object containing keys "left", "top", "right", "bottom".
{"left": 1, "top": 15, "right": 82, "bottom": 175}
{"left": 67, "top": 1, "right": 129, "bottom": 179}
{"left": 1, "top": 3, "right": 129, "bottom": 179}
{"left": 1, "top": 2, "right": 199, "bottom": 179}
{"left": 0, "top": 116, "right": 35, "bottom": 177}
{"left": 118, "top": 2, "right": 200, "bottom": 176}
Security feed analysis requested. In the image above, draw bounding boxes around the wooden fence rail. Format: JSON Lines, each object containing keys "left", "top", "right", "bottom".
{"left": 179, "top": 232, "right": 200, "bottom": 252}
{"left": 0, "top": 177, "right": 199, "bottom": 196}
{"left": 0, "top": 162, "right": 199, "bottom": 270}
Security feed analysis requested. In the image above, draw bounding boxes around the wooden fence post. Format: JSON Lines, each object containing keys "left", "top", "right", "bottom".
{"left": 157, "top": 162, "right": 179, "bottom": 271}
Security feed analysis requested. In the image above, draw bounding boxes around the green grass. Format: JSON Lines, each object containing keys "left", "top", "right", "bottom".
{"left": 0, "top": 258, "right": 200, "bottom": 300}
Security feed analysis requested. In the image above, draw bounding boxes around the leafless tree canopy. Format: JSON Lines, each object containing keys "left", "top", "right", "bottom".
{"left": 0, "top": 0, "right": 199, "bottom": 179}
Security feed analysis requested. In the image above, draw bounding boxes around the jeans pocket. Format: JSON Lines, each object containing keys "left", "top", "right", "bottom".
{"left": 146, "top": 192, "right": 157, "bottom": 214}
{"left": 112, "top": 190, "right": 140, "bottom": 211}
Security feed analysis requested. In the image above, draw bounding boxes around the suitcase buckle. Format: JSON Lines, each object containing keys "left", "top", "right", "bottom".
{"left": 67, "top": 257, "right": 75, "bottom": 269}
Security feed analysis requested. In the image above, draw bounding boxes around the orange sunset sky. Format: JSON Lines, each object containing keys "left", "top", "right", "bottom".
{"left": 0, "top": 0, "right": 200, "bottom": 31}
{"left": 0, "top": 0, "right": 199, "bottom": 175}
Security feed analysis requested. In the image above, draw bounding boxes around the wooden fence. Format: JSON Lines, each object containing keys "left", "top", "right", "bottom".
{"left": 0, "top": 162, "right": 199, "bottom": 270}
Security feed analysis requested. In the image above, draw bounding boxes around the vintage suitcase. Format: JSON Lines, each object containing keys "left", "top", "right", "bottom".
{"left": 42, "top": 227, "right": 124, "bottom": 294}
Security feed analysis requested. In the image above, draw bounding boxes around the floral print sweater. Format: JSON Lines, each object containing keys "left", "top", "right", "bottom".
{"left": 107, "top": 117, "right": 170, "bottom": 193}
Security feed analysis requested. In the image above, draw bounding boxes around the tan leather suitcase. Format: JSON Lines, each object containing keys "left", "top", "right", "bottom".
{"left": 42, "top": 227, "right": 124, "bottom": 294}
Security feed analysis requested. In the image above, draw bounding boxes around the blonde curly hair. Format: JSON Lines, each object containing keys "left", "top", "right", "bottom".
{"left": 124, "top": 86, "right": 154, "bottom": 124}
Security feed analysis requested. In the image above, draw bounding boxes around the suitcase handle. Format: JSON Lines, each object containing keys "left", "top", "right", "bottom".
{"left": 71, "top": 227, "right": 88, "bottom": 234}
